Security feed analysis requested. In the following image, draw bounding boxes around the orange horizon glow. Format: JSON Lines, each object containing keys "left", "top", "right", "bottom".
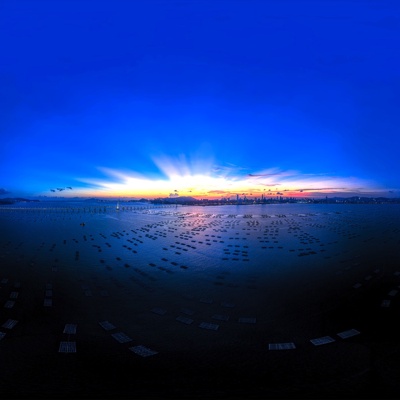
{"left": 20, "top": 182, "right": 390, "bottom": 200}
{"left": 45, "top": 189, "right": 391, "bottom": 200}
{"left": 36, "top": 157, "right": 393, "bottom": 200}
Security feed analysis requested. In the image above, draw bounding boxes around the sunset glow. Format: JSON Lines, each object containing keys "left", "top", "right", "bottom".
{"left": 65, "top": 160, "right": 386, "bottom": 200}
{"left": 1, "top": 0, "right": 399, "bottom": 200}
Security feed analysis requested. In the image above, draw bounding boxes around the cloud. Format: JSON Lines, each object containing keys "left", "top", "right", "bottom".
{"left": 212, "top": 162, "right": 250, "bottom": 178}
{"left": 207, "top": 190, "right": 232, "bottom": 194}
{"left": 0, "top": 188, "right": 10, "bottom": 195}
{"left": 248, "top": 173, "right": 282, "bottom": 177}
{"left": 70, "top": 156, "right": 387, "bottom": 200}
{"left": 297, "top": 187, "right": 346, "bottom": 192}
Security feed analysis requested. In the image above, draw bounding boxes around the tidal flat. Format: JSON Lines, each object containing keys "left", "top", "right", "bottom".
{"left": 1, "top": 202, "right": 400, "bottom": 399}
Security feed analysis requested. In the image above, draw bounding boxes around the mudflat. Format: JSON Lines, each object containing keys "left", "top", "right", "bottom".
{"left": 0, "top": 203, "right": 400, "bottom": 398}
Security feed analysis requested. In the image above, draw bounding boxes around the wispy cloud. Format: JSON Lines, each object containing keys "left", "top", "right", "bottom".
{"left": 248, "top": 173, "right": 282, "bottom": 177}
{"left": 297, "top": 187, "right": 346, "bottom": 192}
{"left": 211, "top": 162, "right": 250, "bottom": 179}
{"left": 207, "top": 190, "right": 232, "bottom": 194}
{"left": 58, "top": 155, "right": 389, "bottom": 199}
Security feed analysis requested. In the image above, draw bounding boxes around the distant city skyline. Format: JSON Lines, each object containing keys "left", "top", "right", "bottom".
{"left": 1, "top": 0, "right": 399, "bottom": 199}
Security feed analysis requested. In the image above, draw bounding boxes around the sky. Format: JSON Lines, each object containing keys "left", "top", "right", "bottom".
{"left": 1, "top": 0, "right": 400, "bottom": 200}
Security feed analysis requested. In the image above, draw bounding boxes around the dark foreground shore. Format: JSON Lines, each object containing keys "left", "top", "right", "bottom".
{"left": 1, "top": 267, "right": 400, "bottom": 399}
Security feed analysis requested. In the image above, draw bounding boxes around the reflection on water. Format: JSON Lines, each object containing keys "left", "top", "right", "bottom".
{"left": 2, "top": 202, "right": 399, "bottom": 320}
{"left": 1, "top": 201, "right": 400, "bottom": 396}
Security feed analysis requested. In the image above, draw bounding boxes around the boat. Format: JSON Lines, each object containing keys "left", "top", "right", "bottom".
{"left": 116, "top": 201, "right": 120, "bottom": 211}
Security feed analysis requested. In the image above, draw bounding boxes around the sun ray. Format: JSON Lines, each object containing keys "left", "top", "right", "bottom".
{"left": 48, "top": 155, "right": 387, "bottom": 200}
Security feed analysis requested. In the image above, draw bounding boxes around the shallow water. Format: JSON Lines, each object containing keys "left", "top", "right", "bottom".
{"left": 1, "top": 202, "right": 400, "bottom": 397}
{"left": 2, "top": 202, "right": 399, "bottom": 331}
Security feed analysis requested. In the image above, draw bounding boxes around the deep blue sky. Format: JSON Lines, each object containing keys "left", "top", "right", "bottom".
{"left": 1, "top": 0, "right": 399, "bottom": 199}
